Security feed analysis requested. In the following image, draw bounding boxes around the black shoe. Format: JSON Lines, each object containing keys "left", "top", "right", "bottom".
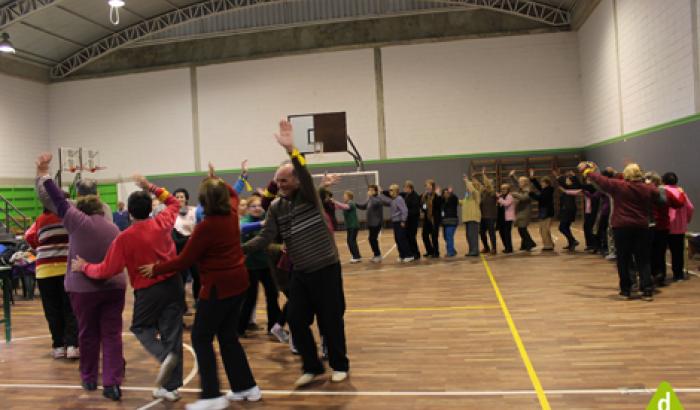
{"left": 618, "top": 290, "right": 631, "bottom": 299}
{"left": 503, "top": 249, "right": 513, "bottom": 254}
{"left": 422, "top": 253, "right": 431, "bottom": 257}
{"left": 82, "top": 381, "right": 97, "bottom": 391}
{"left": 103, "top": 385, "right": 121, "bottom": 401}
{"left": 641, "top": 291, "right": 654, "bottom": 302}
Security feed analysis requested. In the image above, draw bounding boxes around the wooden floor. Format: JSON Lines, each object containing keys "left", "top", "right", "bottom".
{"left": 1, "top": 225, "right": 699, "bottom": 409}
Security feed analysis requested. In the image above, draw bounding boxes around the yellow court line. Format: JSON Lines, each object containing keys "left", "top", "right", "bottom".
{"left": 480, "top": 255, "right": 551, "bottom": 410}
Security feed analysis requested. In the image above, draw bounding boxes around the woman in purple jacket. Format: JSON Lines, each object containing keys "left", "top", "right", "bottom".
{"left": 35, "top": 153, "right": 126, "bottom": 401}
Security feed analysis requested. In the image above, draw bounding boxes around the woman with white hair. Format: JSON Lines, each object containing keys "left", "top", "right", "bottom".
{"left": 579, "top": 162, "right": 666, "bottom": 301}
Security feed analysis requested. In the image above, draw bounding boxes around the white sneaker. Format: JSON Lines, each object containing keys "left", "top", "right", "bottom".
{"left": 331, "top": 371, "right": 348, "bottom": 382}
{"left": 153, "top": 387, "right": 181, "bottom": 402}
{"left": 270, "top": 323, "right": 289, "bottom": 343}
{"left": 349, "top": 258, "right": 362, "bottom": 264}
{"left": 402, "top": 257, "right": 415, "bottom": 263}
{"left": 52, "top": 347, "right": 66, "bottom": 359}
{"left": 66, "top": 346, "right": 80, "bottom": 359}
{"left": 371, "top": 256, "right": 382, "bottom": 263}
{"left": 155, "top": 352, "right": 179, "bottom": 387}
{"left": 294, "top": 373, "right": 322, "bottom": 387}
{"left": 185, "top": 396, "right": 229, "bottom": 410}
{"left": 225, "top": 385, "right": 261, "bottom": 402}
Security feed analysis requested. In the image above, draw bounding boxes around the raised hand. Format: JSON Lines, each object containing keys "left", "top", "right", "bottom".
{"left": 208, "top": 162, "right": 216, "bottom": 178}
{"left": 274, "top": 118, "right": 295, "bottom": 153}
{"left": 481, "top": 167, "right": 486, "bottom": 175}
{"left": 529, "top": 168, "right": 535, "bottom": 178}
{"left": 552, "top": 168, "right": 560, "bottom": 178}
{"left": 508, "top": 170, "right": 516, "bottom": 178}
{"left": 36, "top": 152, "right": 53, "bottom": 176}
{"left": 321, "top": 173, "right": 341, "bottom": 187}
{"left": 132, "top": 174, "right": 149, "bottom": 190}
{"left": 241, "top": 159, "right": 249, "bottom": 177}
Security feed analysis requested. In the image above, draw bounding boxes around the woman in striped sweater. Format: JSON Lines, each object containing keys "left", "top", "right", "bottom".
{"left": 25, "top": 209, "right": 79, "bottom": 360}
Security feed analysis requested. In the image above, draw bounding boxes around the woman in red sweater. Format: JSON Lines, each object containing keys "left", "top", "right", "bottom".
{"left": 579, "top": 162, "right": 664, "bottom": 301}
{"left": 140, "top": 164, "right": 260, "bottom": 410}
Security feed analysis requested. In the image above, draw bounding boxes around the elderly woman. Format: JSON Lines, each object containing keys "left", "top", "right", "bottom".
{"left": 509, "top": 171, "right": 537, "bottom": 252}
{"left": 35, "top": 153, "right": 126, "bottom": 401}
{"left": 579, "top": 162, "right": 666, "bottom": 301}
{"left": 140, "top": 163, "right": 260, "bottom": 410}
{"left": 461, "top": 177, "right": 481, "bottom": 257}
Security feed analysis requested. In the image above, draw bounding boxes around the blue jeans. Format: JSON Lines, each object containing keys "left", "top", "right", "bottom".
{"left": 443, "top": 225, "right": 457, "bottom": 256}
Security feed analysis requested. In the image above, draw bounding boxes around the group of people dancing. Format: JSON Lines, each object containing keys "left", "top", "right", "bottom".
{"left": 321, "top": 162, "right": 693, "bottom": 302}
{"left": 22, "top": 116, "right": 694, "bottom": 410}
{"left": 26, "top": 119, "right": 350, "bottom": 410}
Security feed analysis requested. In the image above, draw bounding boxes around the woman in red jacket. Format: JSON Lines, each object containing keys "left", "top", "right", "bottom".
{"left": 140, "top": 164, "right": 260, "bottom": 410}
{"left": 579, "top": 162, "right": 665, "bottom": 301}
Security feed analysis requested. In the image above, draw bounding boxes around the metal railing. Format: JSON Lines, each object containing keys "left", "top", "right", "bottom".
{"left": 0, "top": 193, "right": 30, "bottom": 235}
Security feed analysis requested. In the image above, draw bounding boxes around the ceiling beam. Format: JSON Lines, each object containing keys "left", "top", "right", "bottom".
{"left": 0, "top": 0, "right": 60, "bottom": 29}
{"left": 432, "top": 0, "right": 570, "bottom": 26}
{"left": 50, "top": 0, "right": 280, "bottom": 79}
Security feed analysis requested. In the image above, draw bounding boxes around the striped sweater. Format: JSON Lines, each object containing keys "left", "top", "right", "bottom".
{"left": 243, "top": 151, "right": 339, "bottom": 272}
{"left": 24, "top": 211, "right": 69, "bottom": 279}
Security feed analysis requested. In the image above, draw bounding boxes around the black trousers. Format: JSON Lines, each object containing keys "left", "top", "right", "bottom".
{"left": 238, "top": 268, "right": 283, "bottom": 335}
{"left": 131, "top": 274, "right": 184, "bottom": 391}
{"left": 393, "top": 222, "right": 411, "bottom": 259}
{"left": 421, "top": 219, "right": 438, "bottom": 255}
{"left": 597, "top": 216, "right": 609, "bottom": 252}
{"left": 668, "top": 234, "right": 686, "bottom": 280}
{"left": 558, "top": 219, "right": 577, "bottom": 247}
{"left": 405, "top": 217, "right": 420, "bottom": 258}
{"left": 180, "top": 265, "right": 200, "bottom": 309}
{"left": 368, "top": 226, "right": 382, "bottom": 257}
{"left": 584, "top": 213, "right": 597, "bottom": 249}
{"left": 480, "top": 218, "right": 497, "bottom": 251}
{"left": 517, "top": 226, "right": 536, "bottom": 250}
{"left": 651, "top": 229, "right": 669, "bottom": 281}
{"left": 498, "top": 221, "right": 513, "bottom": 252}
{"left": 613, "top": 227, "right": 653, "bottom": 293}
{"left": 346, "top": 228, "right": 361, "bottom": 259}
{"left": 192, "top": 290, "right": 257, "bottom": 399}
{"left": 288, "top": 262, "right": 349, "bottom": 374}
{"left": 37, "top": 275, "right": 78, "bottom": 348}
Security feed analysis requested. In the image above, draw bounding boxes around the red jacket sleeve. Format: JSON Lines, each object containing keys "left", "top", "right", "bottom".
{"left": 665, "top": 189, "right": 686, "bottom": 209}
{"left": 83, "top": 236, "right": 127, "bottom": 280}
{"left": 225, "top": 180, "right": 240, "bottom": 213}
{"left": 151, "top": 185, "right": 180, "bottom": 231}
{"left": 25, "top": 222, "right": 39, "bottom": 249}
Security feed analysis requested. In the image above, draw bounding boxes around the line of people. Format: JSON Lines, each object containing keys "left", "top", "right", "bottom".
{"left": 319, "top": 163, "right": 694, "bottom": 302}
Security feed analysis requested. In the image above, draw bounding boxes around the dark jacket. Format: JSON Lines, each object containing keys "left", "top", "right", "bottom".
{"left": 401, "top": 191, "right": 421, "bottom": 222}
{"left": 529, "top": 178, "right": 555, "bottom": 219}
{"left": 558, "top": 176, "right": 581, "bottom": 222}
{"left": 441, "top": 194, "right": 459, "bottom": 226}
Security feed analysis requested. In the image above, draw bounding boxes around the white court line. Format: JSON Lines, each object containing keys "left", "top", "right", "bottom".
{"left": 1, "top": 384, "right": 700, "bottom": 397}
{"left": 383, "top": 244, "right": 397, "bottom": 259}
{"left": 1, "top": 332, "right": 198, "bottom": 409}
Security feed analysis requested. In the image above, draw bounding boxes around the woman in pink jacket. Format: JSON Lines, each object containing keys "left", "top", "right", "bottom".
{"left": 663, "top": 172, "right": 694, "bottom": 281}
{"left": 497, "top": 184, "right": 515, "bottom": 254}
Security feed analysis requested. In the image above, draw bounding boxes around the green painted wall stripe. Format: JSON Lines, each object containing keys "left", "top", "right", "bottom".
{"left": 585, "top": 112, "right": 700, "bottom": 149}
{"left": 144, "top": 112, "right": 700, "bottom": 179}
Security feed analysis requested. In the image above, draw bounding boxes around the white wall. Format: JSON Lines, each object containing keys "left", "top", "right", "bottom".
{"left": 196, "top": 49, "right": 379, "bottom": 169}
{"left": 579, "top": 0, "right": 698, "bottom": 143}
{"left": 0, "top": 73, "right": 49, "bottom": 179}
{"left": 381, "top": 32, "right": 585, "bottom": 158}
{"left": 48, "top": 68, "right": 195, "bottom": 180}
{"left": 577, "top": 0, "right": 621, "bottom": 144}
{"left": 617, "top": 0, "right": 695, "bottom": 133}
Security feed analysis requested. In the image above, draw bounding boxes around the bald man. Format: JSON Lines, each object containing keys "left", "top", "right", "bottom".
{"left": 243, "top": 119, "right": 349, "bottom": 387}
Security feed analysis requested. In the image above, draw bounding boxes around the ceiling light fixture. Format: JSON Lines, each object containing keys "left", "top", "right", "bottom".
{"left": 0, "top": 33, "right": 16, "bottom": 54}
{"left": 108, "top": 0, "right": 125, "bottom": 26}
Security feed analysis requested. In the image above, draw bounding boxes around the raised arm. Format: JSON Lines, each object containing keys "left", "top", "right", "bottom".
{"left": 135, "top": 174, "right": 179, "bottom": 231}
{"left": 333, "top": 200, "right": 350, "bottom": 211}
{"left": 274, "top": 119, "right": 322, "bottom": 206}
{"left": 242, "top": 206, "right": 280, "bottom": 253}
